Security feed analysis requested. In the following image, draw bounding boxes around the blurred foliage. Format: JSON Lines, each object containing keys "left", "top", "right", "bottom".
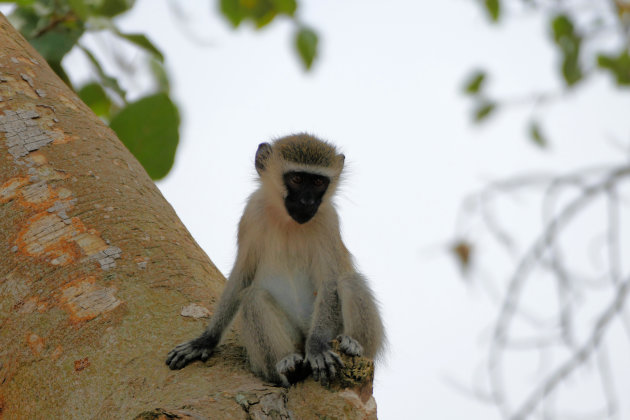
{"left": 1, "top": 0, "right": 317, "bottom": 179}
{"left": 110, "top": 93, "right": 179, "bottom": 179}
{"left": 528, "top": 120, "right": 547, "bottom": 148}
{"left": 465, "top": 0, "right": 630, "bottom": 148}
{"left": 295, "top": 26, "right": 317, "bottom": 70}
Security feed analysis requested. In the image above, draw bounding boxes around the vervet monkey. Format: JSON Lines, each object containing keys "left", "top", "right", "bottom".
{"left": 166, "top": 134, "right": 384, "bottom": 386}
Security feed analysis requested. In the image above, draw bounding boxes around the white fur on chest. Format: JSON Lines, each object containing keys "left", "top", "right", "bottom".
{"left": 255, "top": 261, "right": 316, "bottom": 332}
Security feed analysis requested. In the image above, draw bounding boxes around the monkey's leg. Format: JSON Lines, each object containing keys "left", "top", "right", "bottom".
{"left": 240, "top": 287, "right": 305, "bottom": 386}
{"left": 337, "top": 273, "right": 385, "bottom": 359}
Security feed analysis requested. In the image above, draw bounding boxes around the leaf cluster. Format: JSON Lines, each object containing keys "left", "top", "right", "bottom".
{"left": 4, "top": 0, "right": 178, "bottom": 179}
{"left": 464, "top": 1, "right": 630, "bottom": 149}
{"left": 220, "top": 0, "right": 318, "bottom": 70}
{"left": 3, "top": 0, "right": 320, "bottom": 179}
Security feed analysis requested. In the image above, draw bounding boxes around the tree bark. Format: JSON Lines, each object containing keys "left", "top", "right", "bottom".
{"left": 0, "top": 13, "right": 377, "bottom": 420}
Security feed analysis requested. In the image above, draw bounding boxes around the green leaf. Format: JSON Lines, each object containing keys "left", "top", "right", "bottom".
{"left": 220, "top": 0, "right": 243, "bottom": 27}
{"left": 96, "top": 0, "right": 135, "bottom": 17}
{"left": 597, "top": 51, "right": 630, "bottom": 85}
{"left": 150, "top": 58, "right": 170, "bottom": 93}
{"left": 116, "top": 32, "right": 164, "bottom": 62}
{"left": 79, "top": 44, "right": 127, "bottom": 102}
{"left": 0, "top": 0, "right": 35, "bottom": 5}
{"left": 484, "top": 0, "right": 500, "bottom": 22}
{"left": 271, "top": 0, "right": 297, "bottom": 15}
{"left": 78, "top": 82, "right": 112, "bottom": 118}
{"left": 529, "top": 121, "right": 548, "bottom": 148}
{"left": 30, "top": 26, "right": 84, "bottom": 62}
{"left": 110, "top": 93, "right": 180, "bottom": 180}
{"left": 219, "top": 0, "right": 296, "bottom": 29}
{"left": 473, "top": 100, "right": 496, "bottom": 122}
{"left": 8, "top": 7, "right": 41, "bottom": 36}
{"left": 463, "top": 70, "right": 486, "bottom": 95}
{"left": 68, "top": 0, "right": 89, "bottom": 20}
{"left": 295, "top": 27, "right": 318, "bottom": 70}
{"left": 48, "top": 60, "right": 73, "bottom": 88}
{"left": 550, "top": 14, "right": 582, "bottom": 86}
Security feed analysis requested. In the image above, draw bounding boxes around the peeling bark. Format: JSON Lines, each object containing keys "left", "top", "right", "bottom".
{"left": 0, "top": 13, "right": 378, "bottom": 420}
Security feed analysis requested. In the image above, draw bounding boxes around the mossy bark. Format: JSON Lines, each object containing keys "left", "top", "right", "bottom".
{"left": 0, "top": 13, "right": 377, "bottom": 420}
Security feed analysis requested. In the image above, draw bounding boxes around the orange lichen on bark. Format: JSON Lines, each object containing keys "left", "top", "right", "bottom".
{"left": 26, "top": 333, "right": 44, "bottom": 356}
{"left": 16, "top": 296, "right": 48, "bottom": 314}
{"left": 59, "top": 276, "right": 122, "bottom": 323}
{"left": 52, "top": 131, "right": 78, "bottom": 145}
{"left": 26, "top": 150, "right": 47, "bottom": 165}
{"left": 17, "top": 182, "right": 57, "bottom": 210}
{"left": 15, "top": 212, "right": 85, "bottom": 265}
{"left": 50, "top": 346, "right": 63, "bottom": 361}
{"left": 73, "top": 357, "right": 90, "bottom": 372}
{"left": 0, "top": 176, "right": 29, "bottom": 202}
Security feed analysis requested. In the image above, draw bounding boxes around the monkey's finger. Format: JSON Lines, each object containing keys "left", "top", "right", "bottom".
{"left": 329, "top": 351, "right": 344, "bottom": 367}
{"left": 323, "top": 353, "right": 337, "bottom": 379}
{"left": 319, "top": 364, "right": 330, "bottom": 386}
{"left": 309, "top": 356, "right": 323, "bottom": 382}
{"left": 170, "top": 348, "right": 199, "bottom": 370}
{"left": 165, "top": 351, "right": 175, "bottom": 366}
{"left": 278, "top": 373, "right": 290, "bottom": 388}
{"left": 166, "top": 345, "right": 186, "bottom": 365}
{"left": 169, "top": 353, "right": 188, "bottom": 370}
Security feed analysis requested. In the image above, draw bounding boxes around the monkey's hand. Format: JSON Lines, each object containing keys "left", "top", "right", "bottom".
{"left": 305, "top": 342, "right": 344, "bottom": 386}
{"left": 165, "top": 335, "right": 216, "bottom": 370}
{"left": 337, "top": 335, "right": 364, "bottom": 357}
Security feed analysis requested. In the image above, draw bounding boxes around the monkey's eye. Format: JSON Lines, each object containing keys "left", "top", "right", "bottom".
{"left": 291, "top": 174, "right": 303, "bottom": 184}
{"left": 313, "top": 178, "right": 324, "bottom": 187}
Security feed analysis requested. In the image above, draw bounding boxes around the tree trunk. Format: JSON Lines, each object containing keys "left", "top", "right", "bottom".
{"left": 0, "top": 13, "right": 377, "bottom": 420}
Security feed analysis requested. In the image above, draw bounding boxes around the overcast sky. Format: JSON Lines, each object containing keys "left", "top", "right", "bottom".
{"left": 6, "top": 0, "right": 630, "bottom": 417}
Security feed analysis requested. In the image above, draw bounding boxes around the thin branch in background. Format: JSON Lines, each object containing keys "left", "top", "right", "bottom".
{"left": 457, "top": 162, "right": 630, "bottom": 419}
{"left": 606, "top": 187, "right": 630, "bottom": 339}
{"left": 595, "top": 344, "right": 619, "bottom": 420}
{"left": 510, "top": 278, "right": 630, "bottom": 420}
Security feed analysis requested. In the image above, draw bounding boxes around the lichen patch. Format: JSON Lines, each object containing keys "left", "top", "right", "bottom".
{"left": 26, "top": 333, "right": 45, "bottom": 356}
{"left": 16, "top": 212, "right": 84, "bottom": 265}
{"left": 1, "top": 107, "right": 123, "bottom": 270}
{"left": 0, "top": 109, "right": 61, "bottom": 159}
{"left": 50, "top": 345, "right": 63, "bottom": 361}
{"left": 73, "top": 357, "right": 90, "bottom": 372}
{"left": 0, "top": 176, "right": 28, "bottom": 202}
{"left": 181, "top": 303, "right": 211, "bottom": 319}
{"left": 19, "top": 182, "right": 54, "bottom": 208}
{"left": 60, "top": 277, "right": 122, "bottom": 323}
{"left": 26, "top": 150, "right": 47, "bottom": 165}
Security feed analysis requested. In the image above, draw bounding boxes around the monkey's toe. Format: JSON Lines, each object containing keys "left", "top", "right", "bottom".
{"left": 276, "top": 353, "right": 304, "bottom": 374}
{"left": 337, "top": 335, "right": 363, "bottom": 357}
{"left": 276, "top": 353, "right": 307, "bottom": 385}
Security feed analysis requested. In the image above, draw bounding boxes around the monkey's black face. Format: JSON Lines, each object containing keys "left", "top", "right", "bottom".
{"left": 283, "top": 171, "right": 330, "bottom": 224}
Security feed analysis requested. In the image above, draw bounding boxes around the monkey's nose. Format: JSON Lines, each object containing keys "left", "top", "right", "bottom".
{"left": 300, "top": 197, "right": 315, "bottom": 206}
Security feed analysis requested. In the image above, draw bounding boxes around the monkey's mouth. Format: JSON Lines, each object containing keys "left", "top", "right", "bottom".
{"left": 285, "top": 202, "right": 319, "bottom": 224}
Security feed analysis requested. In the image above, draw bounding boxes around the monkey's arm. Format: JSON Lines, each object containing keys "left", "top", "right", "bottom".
{"left": 304, "top": 278, "right": 344, "bottom": 385}
{"left": 166, "top": 247, "right": 255, "bottom": 370}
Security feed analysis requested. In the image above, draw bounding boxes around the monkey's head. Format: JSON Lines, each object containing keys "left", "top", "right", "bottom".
{"left": 255, "top": 134, "right": 345, "bottom": 224}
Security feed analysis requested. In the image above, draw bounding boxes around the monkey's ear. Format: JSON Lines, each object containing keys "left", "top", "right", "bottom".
{"left": 255, "top": 143, "right": 273, "bottom": 175}
{"left": 337, "top": 153, "right": 345, "bottom": 169}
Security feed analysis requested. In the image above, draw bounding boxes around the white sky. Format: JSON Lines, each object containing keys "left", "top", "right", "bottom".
{"left": 5, "top": 0, "right": 630, "bottom": 418}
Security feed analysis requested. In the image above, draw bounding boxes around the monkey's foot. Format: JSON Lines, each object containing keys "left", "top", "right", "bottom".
{"left": 165, "top": 339, "right": 213, "bottom": 370}
{"left": 276, "top": 353, "right": 306, "bottom": 387}
{"left": 306, "top": 349, "right": 344, "bottom": 386}
{"left": 337, "top": 335, "right": 363, "bottom": 357}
